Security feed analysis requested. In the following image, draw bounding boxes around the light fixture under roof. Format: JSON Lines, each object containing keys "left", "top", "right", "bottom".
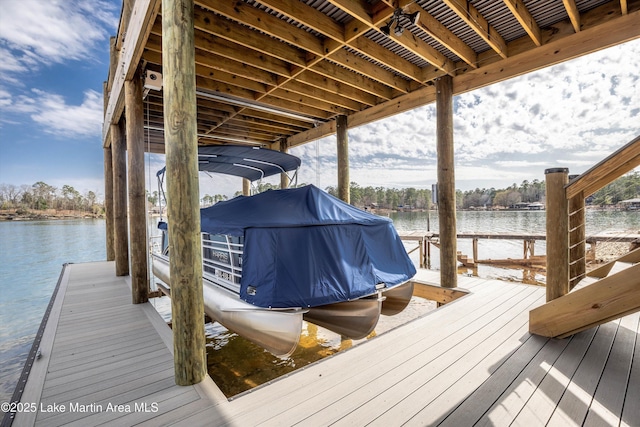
{"left": 380, "top": 8, "right": 420, "bottom": 38}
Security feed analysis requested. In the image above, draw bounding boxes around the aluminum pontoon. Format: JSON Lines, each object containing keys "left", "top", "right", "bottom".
{"left": 152, "top": 146, "right": 416, "bottom": 357}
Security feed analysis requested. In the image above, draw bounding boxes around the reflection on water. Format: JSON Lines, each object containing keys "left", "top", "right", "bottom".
{"left": 197, "top": 296, "right": 436, "bottom": 398}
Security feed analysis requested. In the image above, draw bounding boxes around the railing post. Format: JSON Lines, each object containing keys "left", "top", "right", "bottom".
{"left": 568, "top": 174, "right": 586, "bottom": 289}
{"left": 545, "top": 168, "right": 569, "bottom": 301}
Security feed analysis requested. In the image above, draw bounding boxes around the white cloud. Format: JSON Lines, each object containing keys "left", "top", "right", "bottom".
{"left": 7, "top": 89, "right": 104, "bottom": 138}
{"left": 320, "top": 39, "right": 640, "bottom": 191}
{"left": 0, "top": 0, "right": 118, "bottom": 78}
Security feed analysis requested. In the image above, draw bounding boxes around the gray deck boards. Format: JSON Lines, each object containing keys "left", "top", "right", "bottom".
{"left": 12, "top": 262, "right": 639, "bottom": 426}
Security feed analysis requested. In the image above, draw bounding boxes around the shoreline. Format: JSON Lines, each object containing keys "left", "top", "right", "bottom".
{"left": 0, "top": 209, "right": 104, "bottom": 221}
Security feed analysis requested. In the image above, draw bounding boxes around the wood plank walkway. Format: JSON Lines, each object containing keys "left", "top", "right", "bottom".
{"left": 12, "top": 262, "right": 639, "bottom": 426}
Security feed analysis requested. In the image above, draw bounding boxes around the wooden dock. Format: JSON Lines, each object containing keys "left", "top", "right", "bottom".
{"left": 10, "top": 262, "right": 639, "bottom": 426}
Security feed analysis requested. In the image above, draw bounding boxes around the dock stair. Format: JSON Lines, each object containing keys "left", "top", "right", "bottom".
{"left": 529, "top": 247, "right": 640, "bottom": 338}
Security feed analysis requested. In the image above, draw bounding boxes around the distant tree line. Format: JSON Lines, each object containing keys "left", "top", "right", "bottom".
{"left": 0, "top": 182, "right": 102, "bottom": 214}
{"left": 6, "top": 172, "right": 636, "bottom": 214}
{"left": 325, "top": 172, "right": 640, "bottom": 210}
{"left": 589, "top": 171, "right": 640, "bottom": 205}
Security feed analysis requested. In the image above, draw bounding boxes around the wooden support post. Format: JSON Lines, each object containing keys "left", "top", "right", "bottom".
{"left": 472, "top": 238, "right": 478, "bottom": 264}
{"left": 419, "top": 237, "right": 424, "bottom": 269}
{"left": 569, "top": 174, "right": 585, "bottom": 289}
{"left": 243, "top": 178, "right": 251, "bottom": 196}
{"left": 111, "top": 122, "right": 129, "bottom": 276}
{"left": 162, "top": 0, "right": 206, "bottom": 386}
{"left": 545, "top": 168, "right": 569, "bottom": 301}
{"left": 104, "top": 147, "right": 115, "bottom": 262}
{"left": 336, "top": 115, "right": 350, "bottom": 204}
{"left": 280, "top": 139, "right": 290, "bottom": 189}
{"left": 436, "top": 76, "right": 457, "bottom": 288}
{"left": 125, "top": 67, "right": 149, "bottom": 304}
{"left": 103, "top": 82, "right": 115, "bottom": 262}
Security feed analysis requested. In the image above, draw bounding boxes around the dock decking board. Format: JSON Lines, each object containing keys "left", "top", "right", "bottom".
{"left": 11, "top": 262, "right": 639, "bottom": 427}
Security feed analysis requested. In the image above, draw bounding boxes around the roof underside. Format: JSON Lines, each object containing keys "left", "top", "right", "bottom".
{"left": 104, "top": 0, "right": 640, "bottom": 152}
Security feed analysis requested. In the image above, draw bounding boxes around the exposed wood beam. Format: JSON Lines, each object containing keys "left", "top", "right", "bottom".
{"left": 502, "top": 0, "right": 542, "bottom": 46}
{"left": 275, "top": 80, "right": 364, "bottom": 111}
{"left": 295, "top": 70, "right": 379, "bottom": 107}
{"left": 405, "top": 3, "right": 478, "bottom": 68}
{"left": 103, "top": 0, "right": 159, "bottom": 145}
{"left": 197, "top": 0, "right": 322, "bottom": 54}
{"left": 321, "top": 49, "right": 404, "bottom": 98}
{"left": 621, "top": 0, "right": 628, "bottom": 14}
{"left": 252, "top": 0, "right": 345, "bottom": 43}
{"left": 441, "top": 0, "right": 508, "bottom": 59}
{"left": 188, "top": 11, "right": 307, "bottom": 67}
{"left": 346, "top": 35, "right": 425, "bottom": 82}
{"left": 288, "top": 7, "right": 640, "bottom": 147}
{"left": 563, "top": 0, "right": 581, "bottom": 32}
{"left": 327, "top": 0, "right": 456, "bottom": 77}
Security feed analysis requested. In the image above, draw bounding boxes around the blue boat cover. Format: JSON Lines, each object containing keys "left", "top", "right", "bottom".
{"left": 200, "top": 185, "right": 416, "bottom": 308}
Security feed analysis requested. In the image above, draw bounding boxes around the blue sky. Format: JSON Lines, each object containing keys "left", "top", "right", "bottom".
{"left": 1, "top": 1, "right": 639, "bottom": 200}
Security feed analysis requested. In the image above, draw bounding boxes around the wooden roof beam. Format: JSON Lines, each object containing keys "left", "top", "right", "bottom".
{"left": 248, "top": 0, "right": 417, "bottom": 92}
{"left": 405, "top": 3, "right": 478, "bottom": 68}
{"left": 563, "top": 0, "right": 581, "bottom": 32}
{"left": 502, "top": 0, "right": 542, "bottom": 46}
{"left": 143, "top": 48, "right": 271, "bottom": 94}
{"left": 296, "top": 70, "right": 379, "bottom": 107}
{"left": 287, "top": 5, "right": 640, "bottom": 148}
{"left": 196, "top": 0, "right": 408, "bottom": 98}
{"left": 440, "top": 0, "right": 508, "bottom": 59}
{"left": 327, "top": 0, "right": 456, "bottom": 77}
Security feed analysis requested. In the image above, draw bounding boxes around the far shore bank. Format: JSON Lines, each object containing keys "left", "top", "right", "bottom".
{"left": 0, "top": 208, "right": 104, "bottom": 221}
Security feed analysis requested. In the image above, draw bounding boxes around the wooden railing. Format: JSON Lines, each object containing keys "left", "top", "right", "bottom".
{"left": 544, "top": 134, "right": 640, "bottom": 302}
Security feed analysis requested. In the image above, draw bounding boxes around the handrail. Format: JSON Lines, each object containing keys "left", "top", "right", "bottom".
{"left": 565, "top": 134, "right": 640, "bottom": 199}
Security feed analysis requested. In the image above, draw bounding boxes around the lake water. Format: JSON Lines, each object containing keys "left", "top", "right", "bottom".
{"left": 1, "top": 210, "right": 638, "bottom": 402}
{"left": 0, "top": 219, "right": 107, "bottom": 405}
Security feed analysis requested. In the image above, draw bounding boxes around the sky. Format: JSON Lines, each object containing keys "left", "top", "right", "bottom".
{"left": 1, "top": 1, "right": 639, "bottom": 201}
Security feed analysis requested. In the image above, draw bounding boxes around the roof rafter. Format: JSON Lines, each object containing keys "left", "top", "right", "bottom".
{"left": 404, "top": 3, "right": 478, "bottom": 69}
{"left": 502, "top": 0, "right": 542, "bottom": 46}
{"left": 440, "top": 0, "right": 508, "bottom": 59}
{"left": 327, "top": 0, "right": 456, "bottom": 77}
{"left": 562, "top": 0, "right": 581, "bottom": 32}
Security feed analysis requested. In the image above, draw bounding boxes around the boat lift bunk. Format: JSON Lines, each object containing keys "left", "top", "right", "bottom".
{"left": 152, "top": 145, "right": 416, "bottom": 356}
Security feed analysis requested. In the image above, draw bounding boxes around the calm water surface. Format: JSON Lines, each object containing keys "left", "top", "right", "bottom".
{"left": 0, "top": 219, "right": 106, "bottom": 404}
{"left": 1, "top": 210, "right": 638, "bottom": 401}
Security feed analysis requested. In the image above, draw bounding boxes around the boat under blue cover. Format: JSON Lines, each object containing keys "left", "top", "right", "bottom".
{"left": 200, "top": 184, "right": 416, "bottom": 309}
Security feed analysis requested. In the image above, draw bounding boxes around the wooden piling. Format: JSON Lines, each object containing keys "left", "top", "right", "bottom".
{"left": 336, "top": 115, "right": 350, "bottom": 204}
{"left": 103, "top": 82, "right": 115, "bottom": 262}
{"left": 280, "top": 139, "right": 290, "bottom": 189}
{"left": 243, "top": 178, "right": 251, "bottom": 196}
{"left": 545, "top": 168, "right": 569, "bottom": 301}
{"left": 436, "top": 76, "right": 457, "bottom": 288}
{"left": 125, "top": 67, "right": 149, "bottom": 304}
{"left": 111, "top": 121, "right": 129, "bottom": 276}
{"left": 162, "top": 0, "right": 206, "bottom": 386}
{"left": 103, "top": 147, "right": 115, "bottom": 262}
